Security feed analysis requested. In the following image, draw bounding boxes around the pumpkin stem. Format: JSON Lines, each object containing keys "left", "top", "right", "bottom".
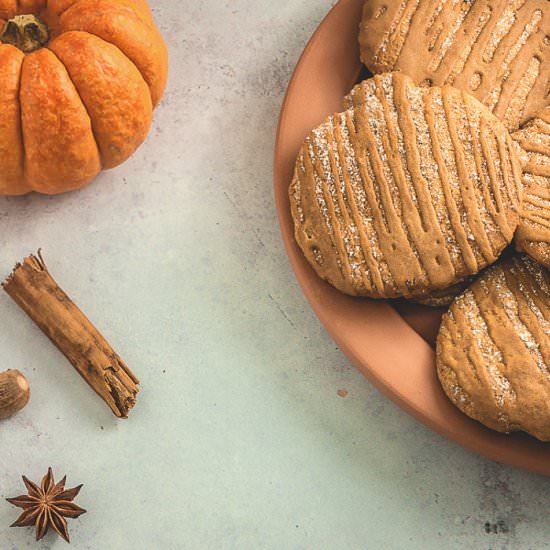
{"left": 0, "top": 15, "right": 49, "bottom": 53}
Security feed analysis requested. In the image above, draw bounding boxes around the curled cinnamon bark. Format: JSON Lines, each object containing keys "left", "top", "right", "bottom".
{"left": 3, "top": 251, "right": 139, "bottom": 418}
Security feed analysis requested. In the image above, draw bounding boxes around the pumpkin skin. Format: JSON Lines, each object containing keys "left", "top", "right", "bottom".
{"left": 0, "top": 0, "right": 168, "bottom": 195}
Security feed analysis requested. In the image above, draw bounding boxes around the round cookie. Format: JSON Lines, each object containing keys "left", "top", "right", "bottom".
{"left": 436, "top": 255, "right": 550, "bottom": 442}
{"left": 512, "top": 106, "right": 550, "bottom": 267}
{"left": 359, "top": 0, "right": 549, "bottom": 131}
{"left": 290, "top": 73, "right": 523, "bottom": 299}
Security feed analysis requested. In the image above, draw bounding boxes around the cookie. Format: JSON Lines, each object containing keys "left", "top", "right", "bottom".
{"left": 408, "top": 280, "right": 469, "bottom": 307}
{"left": 290, "top": 73, "right": 522, "bottom": 299}
{"left": 436, "top": 255, "right": 550, "bottom": 441}
{"left": 359, "top": 0, "right": 549, "bottom": 131}
{"left": 512, "top": 106, "right": 550, "bottom": 267}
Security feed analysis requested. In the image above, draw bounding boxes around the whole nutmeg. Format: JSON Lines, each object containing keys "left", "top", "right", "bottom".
{"left": 0, "top": 370, "right": 30, "bottom": 419}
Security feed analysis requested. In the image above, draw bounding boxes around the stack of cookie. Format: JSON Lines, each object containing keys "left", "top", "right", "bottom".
{"left": 289, "top": 0, "right": 550, "bottom": 441}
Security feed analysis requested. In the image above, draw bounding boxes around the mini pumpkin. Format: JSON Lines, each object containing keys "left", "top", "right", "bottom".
{"left": 0, "top": 0, "right": 168, "bottom": 195}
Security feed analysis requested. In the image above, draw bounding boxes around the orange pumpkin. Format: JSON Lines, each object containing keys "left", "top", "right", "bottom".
{"left": 0, "top": 0, "right": 168, "bottom": 195}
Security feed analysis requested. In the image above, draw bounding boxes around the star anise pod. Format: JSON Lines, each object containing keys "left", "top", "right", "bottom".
{"left": 6, "top": 467, "right": 86, "bottom": 543}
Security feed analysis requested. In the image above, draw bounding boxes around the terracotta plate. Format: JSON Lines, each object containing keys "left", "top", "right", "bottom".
{"left": 274, "top": 0, "right": 550, "bottom": 476}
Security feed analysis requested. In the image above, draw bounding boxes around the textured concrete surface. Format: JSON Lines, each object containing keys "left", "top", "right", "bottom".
{"left": 0, "top": 1, "right": 549, "bottom": 549}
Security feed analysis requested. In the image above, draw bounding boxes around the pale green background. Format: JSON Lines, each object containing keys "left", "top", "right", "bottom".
{"left": 1, "top": 1, "right": 549, "bottom": 549}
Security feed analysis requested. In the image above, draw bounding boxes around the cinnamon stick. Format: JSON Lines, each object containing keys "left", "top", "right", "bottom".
{"left": 2, "top": 251, "right": 139, "bottom": 418}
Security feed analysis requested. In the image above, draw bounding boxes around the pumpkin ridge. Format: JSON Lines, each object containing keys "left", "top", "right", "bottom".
{"left": 16, "top": 51, "right": 29, "bottom": 191}
{"left": 52, "top": 22, "right": 151, "bottom": 103}
{"left": 47, "top": 46, "right": 103, "bottom": 170}
{"left": 61, "top": 0, "right": 152, "bottom": 29}
{"left": 0, "top": 1, "right": 16, "bottom": 21}
{"left": 53, "top": 28, "right": 150, "bottom": 91}
{"left": 58, "top": 0, "right": 167, "bottom": 106}
{"left": 109, "top": 0, "right": 156, "bottom": 28}
{"left": 49, "top": 30, "right": 152, "bottom": 169}
{"left": 53, "top": 0, "right": 81, "bottom": 19}
{"left": 58, "top": 2, "right": 151, "bottom": 98}
{"left": 0, "top": 44, "right": 28, "bottom": 194}
{"left": 20, "top": 48, "right": 101, "bottom": 193}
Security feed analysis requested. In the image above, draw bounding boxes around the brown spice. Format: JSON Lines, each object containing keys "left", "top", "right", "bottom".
{"left": 2, "top": 251, "right": 139, "bottom": 418}
{"left": 6, "top": 467, "right": 86, "bottom": 543}
{"left": 0, "top": 370, "right": 30, "bottom": 419}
